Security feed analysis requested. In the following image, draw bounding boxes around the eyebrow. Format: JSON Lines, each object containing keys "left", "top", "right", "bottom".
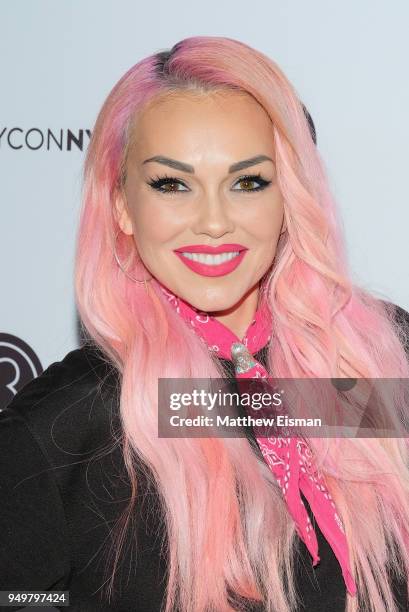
{"left": 142, "top": 154, "right": 274, "bottom": 174}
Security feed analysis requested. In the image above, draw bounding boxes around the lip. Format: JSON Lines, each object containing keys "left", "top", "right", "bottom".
{"left": 174, "top": 248, "right": 248, "bottom": 277}
{"left": 174, "top": 243, "right": 247, "bottom": 254}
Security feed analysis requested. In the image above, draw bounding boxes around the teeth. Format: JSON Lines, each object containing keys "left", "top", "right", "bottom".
{"left": 181, "top": 251, "right": 240, "bottom": 265}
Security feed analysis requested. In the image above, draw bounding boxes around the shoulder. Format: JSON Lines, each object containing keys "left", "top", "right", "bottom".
{"left": 3, "top": 342, "right": 119, "bottom": 423}
{"left": 1, "top": 343, "right": 121, "bottom": 468}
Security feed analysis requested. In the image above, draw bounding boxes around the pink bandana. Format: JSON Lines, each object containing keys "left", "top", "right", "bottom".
{"left": 154, "top": 279, "right": 357, "bottom": 596}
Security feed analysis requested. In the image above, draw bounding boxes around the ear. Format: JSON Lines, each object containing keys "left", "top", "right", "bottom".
{"left": 113, "top": 192, "right": 133, "bottom": 236}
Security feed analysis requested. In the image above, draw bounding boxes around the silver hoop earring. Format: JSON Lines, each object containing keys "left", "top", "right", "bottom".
{"left": 113, "top": 230, "right": 153, "bottom": 290}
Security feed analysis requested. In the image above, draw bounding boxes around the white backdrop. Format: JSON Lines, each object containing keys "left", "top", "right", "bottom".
{"left": 1, "top": 0, "right": 408, "bottom": 390}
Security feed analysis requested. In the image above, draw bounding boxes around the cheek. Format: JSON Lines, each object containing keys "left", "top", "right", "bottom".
{"left": 244, "top": 202, "right": 284, "bottom": 243}
{"left": 132, "top": 199, "right": 181, "bottom": 246}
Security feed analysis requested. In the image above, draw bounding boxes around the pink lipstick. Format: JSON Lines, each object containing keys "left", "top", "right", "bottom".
{"left": 173, "top": 243, "right": 248, "bottom": 277}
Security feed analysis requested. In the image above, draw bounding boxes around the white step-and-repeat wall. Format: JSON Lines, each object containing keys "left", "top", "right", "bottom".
{"left": 1, "top": 0, "right": 408, "bottom": 410}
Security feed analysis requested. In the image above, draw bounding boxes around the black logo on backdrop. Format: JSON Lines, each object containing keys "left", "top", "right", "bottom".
{"left": 0, "top": 333, "right": 43, "bottom": 411}
{"left": 0, "top": 127, "right": 92, "bottom": 151}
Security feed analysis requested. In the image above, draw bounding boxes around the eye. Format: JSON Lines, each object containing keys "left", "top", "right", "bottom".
{"left": 147, "top": 174, "right": 189, "bottom": 194}
{"left": 232, "top": 173, "right": 272, "bottom": 192}
{"left": 147, "top": 172, "right": 272, "bottom": 195}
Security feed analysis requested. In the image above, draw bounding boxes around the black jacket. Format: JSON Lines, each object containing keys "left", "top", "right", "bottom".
{"left": 1, "top": 303, "right": 409, "bottom": 612}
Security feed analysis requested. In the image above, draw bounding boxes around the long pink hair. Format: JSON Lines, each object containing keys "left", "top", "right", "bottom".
{"left": 74, "top": 36, "right": 409, "bottom": 612}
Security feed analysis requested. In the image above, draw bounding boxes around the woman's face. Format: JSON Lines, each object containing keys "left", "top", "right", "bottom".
{"left": 116, "top": 90, "right": 286, "bottom": 313}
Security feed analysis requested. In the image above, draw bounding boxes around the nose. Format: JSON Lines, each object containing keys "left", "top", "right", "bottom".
{"left": 191, "top": 193, "right": 235, "bottom": 238}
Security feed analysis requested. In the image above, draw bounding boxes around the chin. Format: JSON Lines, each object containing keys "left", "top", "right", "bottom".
{"left": 185, "top": 293, "right": 241, "bottom": 313}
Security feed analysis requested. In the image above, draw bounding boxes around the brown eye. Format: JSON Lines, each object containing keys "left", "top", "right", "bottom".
{"left": 162, "top": 181, "right": 180, "bottom": 192}
{"left": 147, "top": 176, "right": 189, "bottom": 194}
{"left": 238, "top": 179, "right": 257, "bottom": 190}
{"left": 232, "top": 174, "right": 272, "bottom": 193}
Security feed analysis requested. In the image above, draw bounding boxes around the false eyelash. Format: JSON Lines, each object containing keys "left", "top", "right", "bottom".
{"left": 147, "top": 174, "right": 183, "bottom": 191}
{"left": 147, "top": 172, "right": 272, "bottom": 194}
{"left": 237, "top": 173, "right": 272, "bottom": 191}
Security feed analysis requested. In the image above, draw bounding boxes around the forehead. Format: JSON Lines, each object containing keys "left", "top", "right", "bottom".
{"left": 127, "top": 90, "right": 275, "bottom": 160}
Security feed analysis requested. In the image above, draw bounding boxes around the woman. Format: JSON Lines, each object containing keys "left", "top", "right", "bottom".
{"left": 1, "top": 36, "right": 409, "bottom": 612}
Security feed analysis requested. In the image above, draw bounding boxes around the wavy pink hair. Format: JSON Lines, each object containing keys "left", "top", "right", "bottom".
{"left": 74, "top": 36, "right": 409, "bottom": 612}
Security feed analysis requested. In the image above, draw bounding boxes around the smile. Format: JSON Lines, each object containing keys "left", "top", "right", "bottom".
{"left": 174, "top": 249, "right": 248, "bottom": 277}
{"left": 180, "top": 251, "right": 240, "bottom": 265}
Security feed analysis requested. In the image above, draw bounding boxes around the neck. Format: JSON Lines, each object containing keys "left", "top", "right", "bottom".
{"left": 208, "top": 283, "right": 259, "bottom": 341}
